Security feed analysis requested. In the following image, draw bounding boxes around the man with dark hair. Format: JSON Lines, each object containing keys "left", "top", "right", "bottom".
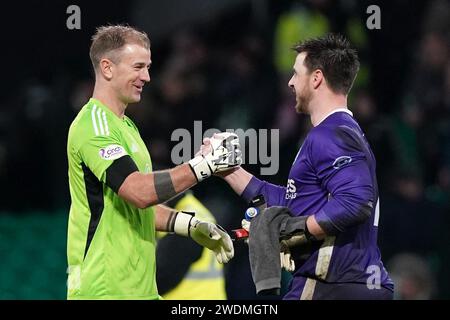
{"left": 66, "top": 25, "right": 241, "bottom": 299}
{"left": 216, "top": 33, "right": 394, "bottom": 299}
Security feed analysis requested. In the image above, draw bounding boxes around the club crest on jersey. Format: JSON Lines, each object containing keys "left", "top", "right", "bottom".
{"left": 333, "top": 156, "right": 352, "bottom": 169}
{"left": 99, "top": 144, "right": 127, "bottom": 160}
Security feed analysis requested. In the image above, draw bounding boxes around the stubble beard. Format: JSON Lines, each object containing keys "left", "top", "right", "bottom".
{"left": 295, "top": 85, "right": 312, "bottom": 114}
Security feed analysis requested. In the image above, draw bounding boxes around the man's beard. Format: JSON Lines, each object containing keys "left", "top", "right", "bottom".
{"left": 295, "top": 85, "right": 312, "bottom": 114}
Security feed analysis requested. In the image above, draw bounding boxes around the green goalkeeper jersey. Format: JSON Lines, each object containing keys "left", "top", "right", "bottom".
{"left": 67, "top": 98, "right": 159, "bottom": 300}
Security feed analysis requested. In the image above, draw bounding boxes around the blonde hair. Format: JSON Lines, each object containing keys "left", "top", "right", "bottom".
{"left": 89, "top": 25, "right": 150, "bottom": 71}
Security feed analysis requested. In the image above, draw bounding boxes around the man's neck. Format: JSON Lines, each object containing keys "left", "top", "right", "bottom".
{"left": 309, "top": 93, "right": 348, "bottom": 127}
{"left": 92, "top": 84, "right": 127, "bottom": 119}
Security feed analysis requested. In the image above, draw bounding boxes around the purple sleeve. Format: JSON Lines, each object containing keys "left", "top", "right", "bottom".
{"left": 241, "top": 176, "right": 286, "bottom": 206}
{"left": 310, "top": 126, "right": 374, "bottom": 235}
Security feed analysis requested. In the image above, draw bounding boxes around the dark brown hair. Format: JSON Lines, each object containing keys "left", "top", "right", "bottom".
{"left": 293, "top": 33, "right": 360, "bottom": 95}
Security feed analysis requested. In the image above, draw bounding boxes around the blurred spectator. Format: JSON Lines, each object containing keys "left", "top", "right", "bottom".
{"left": 425, "top": 165, "right": 450, "bottom": 209}
{"left": 390, "top": 102, "right": 424, "bottom": 176}
{"left": 157, "top": 192, "right": 227, "bottom": 300}
{"left": 407, "top": 32, "right": 449, "bottom": 119}
{"left": 273, "top": 0, "right": 330, "bottom": 74}
{"left": 422, "top": 0, "right": 450, "bottom": 37}
{"left": 351, "top": 89, "right": 395, "bottom": 187}
{"left": 215, "top": 31, "right": 277, "bottom": 130}
{"left": 378, "top": 171, "right": 446, "bottom": 261}
{"left": 388, "top": 253, "right": 436, "bottom": 300}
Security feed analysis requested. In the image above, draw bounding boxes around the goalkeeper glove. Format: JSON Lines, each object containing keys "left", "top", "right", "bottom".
{"left": 280, "top": 236, "right": 304, "bottom": 272}
{"left": 174, "top": 211, "right": 234, "bottom": 264}
{"left": 279, "top": 216, "right": 317, "bottom": 272}
{"left": 188, "top": 132, "right": 242, "bottom": 182}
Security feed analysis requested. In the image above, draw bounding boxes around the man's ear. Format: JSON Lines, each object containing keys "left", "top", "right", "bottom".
{"left": 311, "top": 69, "right": 323, "bottom": 90}
{"left": 99, "top": 58, "right": 114, "bottom": 80}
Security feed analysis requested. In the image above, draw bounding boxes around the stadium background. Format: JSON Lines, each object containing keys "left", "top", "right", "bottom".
{"left": 0, "top": 0, "right": 448, "bottom": 299}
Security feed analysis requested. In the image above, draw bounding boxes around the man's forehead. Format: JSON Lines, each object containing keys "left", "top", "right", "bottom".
{"left": 294, "top": 52, "right": 307, "bottom": 68}
{"left": 120, "top": 44, "right": 151, "bottom": 62}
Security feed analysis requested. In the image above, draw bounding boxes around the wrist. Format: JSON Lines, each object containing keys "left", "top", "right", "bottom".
{"left": 305, "top": 216, "right": 319, "bottom": 242}
{"left": 174, "top": 211, "right": 195, "bottom": 237}
{"left": 219, "top": 166, "right": 240, "bottom": 180}
{"left": 188, "top": 156, "right": 212, "bottom": 182}
{"left": 305, "top": 215, "right": 325, "bottom": 241}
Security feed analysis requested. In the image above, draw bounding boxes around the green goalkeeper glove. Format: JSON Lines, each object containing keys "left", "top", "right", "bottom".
{"left": 174, "top": 212, "right": 234, "bottom": 264}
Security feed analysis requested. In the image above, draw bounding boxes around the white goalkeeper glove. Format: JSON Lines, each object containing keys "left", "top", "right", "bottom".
{"left": 174, "top": 212, "right": 234, "bottom": 264}
{"left": 240, "top": 219, "right": 251, "bottom": 243}
{"left": 241, "top": 219, "right": 251, "bottom": 232}
{"left": 279, "top": 234, "right": 311, "bottom": 272}
{"left": 188, "top": 132, "right": 242, "bottom": 182}
{"left": 280, "top": 240, "right": 296, "bottom": 272}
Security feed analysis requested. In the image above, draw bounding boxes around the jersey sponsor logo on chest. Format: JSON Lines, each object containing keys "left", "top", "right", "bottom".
{"left": 285, "top": 179, "right": 297, "bottom": 199}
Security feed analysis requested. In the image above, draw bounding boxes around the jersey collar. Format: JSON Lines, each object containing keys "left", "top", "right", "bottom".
{"left": 89, "top": 98, "right": 126, "bottom": 121}
{"left": 316, "top": 107, "right": 353, "bottom": 126}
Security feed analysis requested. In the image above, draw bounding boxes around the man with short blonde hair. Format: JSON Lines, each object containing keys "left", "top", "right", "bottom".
{"left": 89, "top": 25, "right": 150, "bottom": 71}
{"left": 66, "top": 25, "right": 241, "bottom": 299}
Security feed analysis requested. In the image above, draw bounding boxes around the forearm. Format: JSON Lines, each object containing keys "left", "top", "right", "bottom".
{"left": 118, "top": 163, "right": 197, "bottom": 209}
{"left": 241, "top": 176, "right": 287, "bottom": 206}
{"left": 154, "top": 204, "right": 178, "bottom": 232}
{"left": 221, "top": 167, "right": 287, "bottom": 206}
{"left": 314, "top": 195, "right": 372, "bottom": 235}
{"left": 220, "top": 167, "right": 254, "bottom": 195}
{"left": 306, "top": 215, "right": 327, "bottom": 240}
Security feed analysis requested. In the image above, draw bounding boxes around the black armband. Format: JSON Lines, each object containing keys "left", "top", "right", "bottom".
{"left": 154, "top": 171, "right": 177, "bottom": 203}
{"left": 165, "top": 210, "right": 178, "bottom": 233}
{"left": 105, "top": 156, "right": 139, "bottom": 193}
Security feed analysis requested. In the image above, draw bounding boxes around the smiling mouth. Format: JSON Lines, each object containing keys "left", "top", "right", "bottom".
{"left": 134, "top": 85, "right": 143, "bottom": 92}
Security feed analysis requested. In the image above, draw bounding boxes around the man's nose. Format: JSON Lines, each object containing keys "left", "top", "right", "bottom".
{"left": 142, "top": 68, "right": 150, "bottom": 82}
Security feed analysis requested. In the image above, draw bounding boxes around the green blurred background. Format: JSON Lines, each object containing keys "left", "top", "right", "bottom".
{"left": 0, "top": 212, "right": 67, "bottom": 299}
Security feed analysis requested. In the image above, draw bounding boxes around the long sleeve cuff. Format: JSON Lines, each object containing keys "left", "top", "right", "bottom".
{"left": 241, "top": 176, "right": 265, "bottom": 203}
{"left": 314, "top": 208, "right": 342, "bottom": 236}
{"left": 315, "top": 197, "right": 372, "bottom": 236}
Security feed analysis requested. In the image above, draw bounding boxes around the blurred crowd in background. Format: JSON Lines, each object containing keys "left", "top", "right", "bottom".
{"left": 0, "top": 0, "right": 449, "bottom": 299}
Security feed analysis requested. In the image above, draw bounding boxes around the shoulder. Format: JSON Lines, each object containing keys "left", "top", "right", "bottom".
{"left": 68, "top": 105, "right": 90, "bottom": 149}
{"left": 306, "top": 125, "right": 363, "bottom": 166}
{"left": 123, "top": 115, "right": 140, "bottom": 133}
{"left": 68, "top": 104, "right": 119, "bottom": 151}
{"left": 306, "top": 125, "right": 339, "bottom": 150}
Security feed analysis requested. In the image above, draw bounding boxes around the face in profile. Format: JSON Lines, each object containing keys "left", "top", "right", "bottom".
{"left": 288, "top": 52, "right": 313, "bottom": 114}
{"left": 109, "top": 44, "right": 152, "bottom": 104}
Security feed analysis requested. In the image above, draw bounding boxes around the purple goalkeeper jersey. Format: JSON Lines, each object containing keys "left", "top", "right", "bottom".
{"left": 242, "top": 110, "right": 393, "bottom": 296}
